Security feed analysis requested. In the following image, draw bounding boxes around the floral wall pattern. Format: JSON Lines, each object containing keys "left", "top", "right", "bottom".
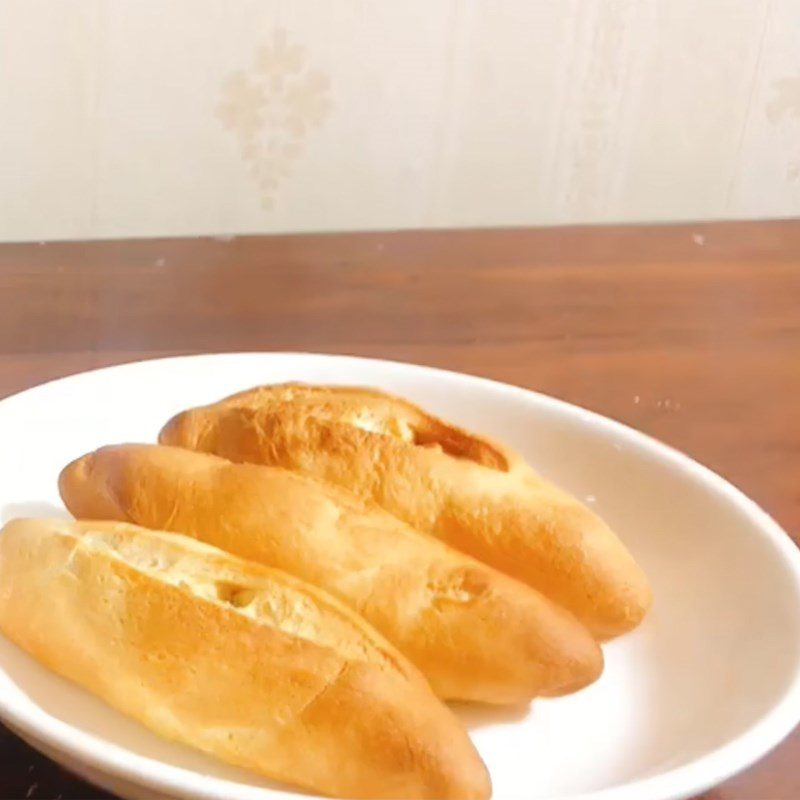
{"left": 216, "top": 29, "right": 332, "bottom": 210}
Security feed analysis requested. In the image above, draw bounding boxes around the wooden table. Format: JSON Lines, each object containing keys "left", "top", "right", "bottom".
{"left": 0, "top": 220, "right": 798, "bottom": 799}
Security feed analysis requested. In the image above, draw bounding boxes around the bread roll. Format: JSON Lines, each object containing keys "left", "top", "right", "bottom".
{"left": 0, "top": 518, "right": 490, "bottom": 799}
{"left": 59, "top": 444, "right": 602, "bottom": 704}
{"left": 160, "top": 384, "right": 651, "bottom": 639}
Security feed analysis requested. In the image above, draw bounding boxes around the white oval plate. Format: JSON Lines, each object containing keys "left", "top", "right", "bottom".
{"left": 1, "top": 353, "right": 799, "bottom": 800}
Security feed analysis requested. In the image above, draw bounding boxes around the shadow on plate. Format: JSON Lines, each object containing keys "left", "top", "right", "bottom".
{"left": 453, "top": 701, "right": 531, "bottom": 730}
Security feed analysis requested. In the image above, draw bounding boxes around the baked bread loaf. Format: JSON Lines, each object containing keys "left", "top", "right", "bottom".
{"left": 59, "top": 444, "right": 603, "bottom": 704}
{"left": 0, "top": 518, "right": 490, "bottom": 799}
{"left": 159, "top": 384, "right": 652, "bottom": 639}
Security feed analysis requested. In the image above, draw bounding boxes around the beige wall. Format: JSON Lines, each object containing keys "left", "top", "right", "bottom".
{"left": 1, "top": 0, "right": 799, "bottom": 242}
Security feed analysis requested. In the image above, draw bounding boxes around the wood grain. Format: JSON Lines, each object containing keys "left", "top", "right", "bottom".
{"left": 0, "top": 220, "right": 798, "bottom": 799}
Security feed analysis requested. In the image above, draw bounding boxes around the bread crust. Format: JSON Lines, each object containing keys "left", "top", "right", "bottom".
{"left": 159, "top": 383, "right": 652, "bottom": 639}
{"left": 0, "top": 518, "right": 490, "bottom": 799}
{"left": 59, "top": 444, "right": 602, "bottom": 703}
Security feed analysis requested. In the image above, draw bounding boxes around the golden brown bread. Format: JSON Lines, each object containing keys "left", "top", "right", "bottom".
{"left": 159, "top": 383, "right": 652, "bottom": 639}
{"left": 0, "top": 518, "right": 490, "bottom": 799}
{"left": 59, "top": 444, "right": 603, "bottom": 704}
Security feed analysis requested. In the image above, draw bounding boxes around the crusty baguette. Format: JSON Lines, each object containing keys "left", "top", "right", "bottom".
{"left": 159, "top": 383, "right": 652, "bottom": 639}
{"left": 0, "top": 518, "right": 490, "bottom": 800}
{"left": 59, "top": 444, "right": 603, "bottom": 704}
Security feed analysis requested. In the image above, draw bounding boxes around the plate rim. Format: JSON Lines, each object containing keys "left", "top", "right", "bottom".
{"left": 1, "top": 350, "right": 799, "bottom": 800}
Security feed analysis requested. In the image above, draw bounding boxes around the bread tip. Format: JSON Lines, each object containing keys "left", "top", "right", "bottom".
{"left": 58, "top": 448, "right": 125, "bottom": 522}
{"left": 541, "top": 633, "right": 605, "bottom": 698}
{"left": 158, "top": 411, "right": 184, "bottom": 446}
{"left": 159, "top": 409, "right": 209, "bottom": 452}
{"left": 57, "top": 451, "right": 90, "bottom": 506}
